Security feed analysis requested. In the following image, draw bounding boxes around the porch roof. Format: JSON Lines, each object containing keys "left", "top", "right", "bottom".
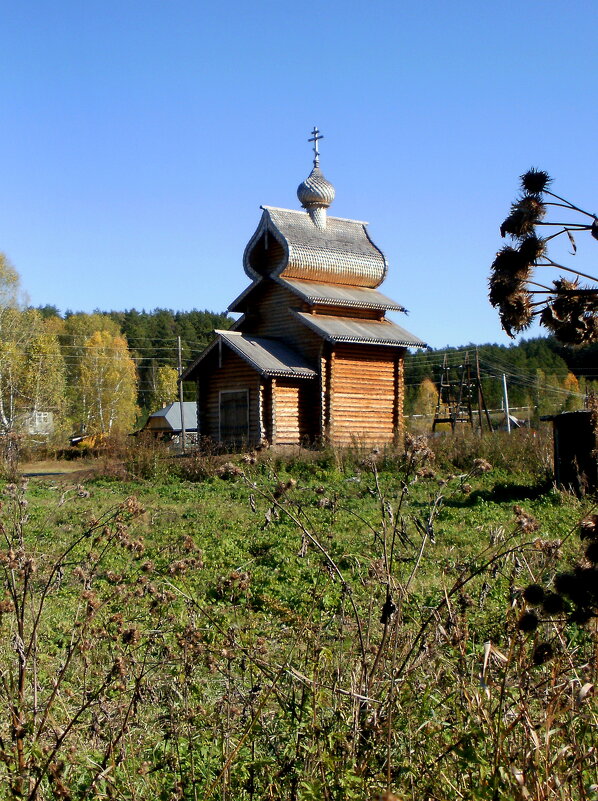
{"left": 182, "top": 331, "right": 317, "bottom": 381}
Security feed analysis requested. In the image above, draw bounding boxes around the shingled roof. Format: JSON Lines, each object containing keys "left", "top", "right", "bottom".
{"left": 293, "top": 312, "right": 426, "bottom": 348}
{"left": 182, "top": 330, "right": 317, "bottom": 381}
{"left": 243, "top": 206, "right": 388, "bottom": 288}
{"left": 227, "top": 276, "right": 406, "bottom": 314}
{"left": 276, "top": 277, "right": 406, "bottom": 311}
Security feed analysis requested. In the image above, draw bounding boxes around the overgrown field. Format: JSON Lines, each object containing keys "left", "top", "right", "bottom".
{"left": 1, "top": 430, "right": 597, "bottom": 800}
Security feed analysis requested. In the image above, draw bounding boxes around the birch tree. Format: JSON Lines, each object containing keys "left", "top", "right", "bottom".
{"left": 20, "top": 329, "right": 67, "bottom": 437}
{"left": 0, "top": 256, "right": 22, "bottom": 432}
{"left": 148, "top": 364, "right": 179, "bottom": 410}
{"left": 76, "top": 331, "right": 138, "bottom": 435}
{"left": 0, "top": 308, "right": 66, "bottom": 437}
{"left": 0, "top": 254, "right": 20, "bottom": 322}
{"left": 0, "top": 339, "right": 21, "bottom": 434}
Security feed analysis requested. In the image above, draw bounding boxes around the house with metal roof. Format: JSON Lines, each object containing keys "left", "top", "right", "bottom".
{"left": 183, "top": 129, "right": 425, "bottom": 447}
{"left": 143, "top": 402, "right": 198, "bottom": 438}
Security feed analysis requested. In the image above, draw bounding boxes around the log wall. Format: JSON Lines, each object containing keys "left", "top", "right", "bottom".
{"left": 242, "top": 283, "right": 322, "bottom": 361}
{"left": 312, "top": 305, "right": 383, "bottom": 320}
{"left": 198, "top": 348, "right": 261, "bottom": 445}
{"left": 272, "top": 379, "right": 320, "bottom": 445}
{"left": 328, "top": 344, "right": 405, "bottom": 446}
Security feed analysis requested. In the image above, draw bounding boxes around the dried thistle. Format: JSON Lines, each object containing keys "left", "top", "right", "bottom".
{"left": 520, "top": 168, "right": 552, "bottom": 195}
{"left": 523, "top": 584, "right": 544, "bottom": 605}
{"left": 532, "top": 641, "right": 554, "bottom": 665}
{"left": 491, "top": 169, "right": 597, "bottom": 344}
{"left": 541, "top": 284, "right": 598, "bottom": 344}
{"left": 518, "top": 611, "right": 539, "bottom": 632}
{"left": 513, "top": 505, "right": 539, "bottom": 534}
{"left": 489, "top": 243, "right": 533, "bottom": 285}
{"left": 500, "top": 195, "right": 546, "bottom": 238}
{"left": 542, "top": 592, "right": 565, "bottom": 615}
{"left": 498, "top": 290, "right": 533, "bottom": 337}
{"left": 405, "top": 433, "right": 434, "bottom": 462}
{"left": 518, "top": 234, "right": 546, "bottom": 263}
{"left": 580, "top": 514, "right": 598, "bottom": 540}
{"left": 488, "top": 271, "right": 526, "bottom": 308}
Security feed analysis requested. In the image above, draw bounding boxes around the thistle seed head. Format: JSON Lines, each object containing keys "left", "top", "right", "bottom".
{"left": 520, "top": 168, "right": 552, "bottom": 195}
{"left": 499, "top": 290, "right": 533, "bottom": 337}
{"left": 523, "top": 584, "right": 545, "bottom": 605}
{"left": 532, "top": 641, "right": 554, "bottom": 665}
{"left": 541, "top": 290, "right": 598, "bottom": 345}
{"left": 542, "top": 592, "right": 565, "bottom": 615}
{"left": 518, "top": 611, "right": 539, "bottom": 632}
{"left": 500, "top": 195, "right": 546, "bottom": 239}
{"left": 489, "top": 272, "right": 524, "bottom": 308}
{"left": 518, "top": 235, "right": 546, "bottom": 263}
{"left": 585, "top": 541, "right": 598, "bottom": 565}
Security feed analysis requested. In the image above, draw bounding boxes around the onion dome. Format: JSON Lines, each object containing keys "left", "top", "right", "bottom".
{"left": 297, "top": 165, "right": 336, "bottom": 210}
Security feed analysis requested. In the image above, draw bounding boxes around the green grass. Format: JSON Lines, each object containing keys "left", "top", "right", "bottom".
{"left": 0, "top": 439, "right": 596, "bottom": 800}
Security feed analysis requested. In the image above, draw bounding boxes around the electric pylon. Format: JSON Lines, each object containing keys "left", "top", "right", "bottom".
{"left": 432, "top": 352, "right": 492, "bottom": 433}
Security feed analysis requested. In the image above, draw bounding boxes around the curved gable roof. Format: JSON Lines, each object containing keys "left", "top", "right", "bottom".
{"left": 243, "top": 206, "right": 388, "bottom": 288}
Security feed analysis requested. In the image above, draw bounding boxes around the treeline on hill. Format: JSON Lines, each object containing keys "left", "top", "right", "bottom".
{"left": 2, "top": 300, "right": 596, "bottom": 444}
{"left": 405, "top": 337, "right": 598, "bottom": 419}
{"left": 1, "top": 305, "right": 231, "bottom": 442}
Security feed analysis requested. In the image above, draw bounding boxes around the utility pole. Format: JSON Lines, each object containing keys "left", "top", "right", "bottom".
{"left": 502, "top": 374, "right": 511, "bottom": 434}
{"left": 177, "top": 336, "right": 186, "bottom": 453}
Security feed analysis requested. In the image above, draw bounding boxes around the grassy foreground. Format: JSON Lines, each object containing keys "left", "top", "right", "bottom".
{"left": 0, "top": 430, "right": 597, "bottom": 800}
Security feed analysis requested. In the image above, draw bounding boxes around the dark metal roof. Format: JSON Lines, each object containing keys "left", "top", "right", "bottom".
{"left": 182, "top": 331, "right": 317, "bottom": 381}
{"left": 293, "top": 312, "right": 427, "bottom": 348}
{"left": 243, "top": 206, "right": 388, "bottom": 288}
{"left": 277, "top": 277, "right": 406, "bottom": 311}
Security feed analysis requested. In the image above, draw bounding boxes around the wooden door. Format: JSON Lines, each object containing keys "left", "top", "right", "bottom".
{"left": 219, "top": 390, "right": 249, "bottom": 446}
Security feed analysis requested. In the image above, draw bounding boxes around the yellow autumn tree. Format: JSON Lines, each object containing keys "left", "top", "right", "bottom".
{"left": 0, "top": 256, "right": 25, "bottom": 433}
{"left": 19, "top": 325, "right": 67, "bottom": 440}
{"left": 76, "top": 331, "right": 138, "bottom": 435}
{"left": 0, "top": 253, "right": 21, "bottom": 322}
{"left": 0, "top": 339, "right": 21, "bottom": 434}
{"left": 563, "top": 371, "right": 582, "bottom": 411}
{"left": 148, "top": 365, "right": 179, "bottom": 410}
{"left": 0, "top": 287, "right": 66, "bottom": 439}
{"left": 413, "top": 377, "right": 438, "bottom": 416}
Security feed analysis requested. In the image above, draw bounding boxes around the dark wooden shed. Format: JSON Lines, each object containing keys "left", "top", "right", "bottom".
{"left": 183, "top": 147, "right": 426, "bottom": 448}
{"left": 543, "top": 410, "right": 597, "bottom": 495}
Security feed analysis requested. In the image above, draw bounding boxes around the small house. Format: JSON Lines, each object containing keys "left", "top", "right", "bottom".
{"left": 143, "top": 402, "right": 198, "bottom": 440}
{"left": 21, "top": 410, "right": 54, "bottom": 437}
{"left": 183, "top": 135, "right": 425, "bottom": 448}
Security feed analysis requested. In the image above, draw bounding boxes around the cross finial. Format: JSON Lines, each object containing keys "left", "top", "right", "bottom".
{"left": 308, "top": 126, "right": 323, "bottom": 167}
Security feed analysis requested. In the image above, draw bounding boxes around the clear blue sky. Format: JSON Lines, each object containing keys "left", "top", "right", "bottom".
{"left": 1, "top": 0, "right": 596, "bottom": 348}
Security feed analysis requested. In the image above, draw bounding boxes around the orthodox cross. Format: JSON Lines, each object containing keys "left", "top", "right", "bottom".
{"left": 308, "top": 126, "right": 323, "bottom": 167}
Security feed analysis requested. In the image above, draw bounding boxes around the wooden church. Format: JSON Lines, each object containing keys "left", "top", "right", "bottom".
{"left": 183, "top": 130, "right": 426, "bottom": 447}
